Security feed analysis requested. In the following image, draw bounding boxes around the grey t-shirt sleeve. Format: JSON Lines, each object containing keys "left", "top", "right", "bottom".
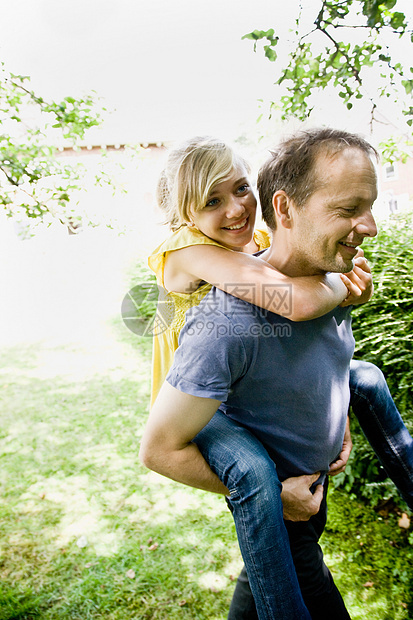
{"left": 166, "top": 306, "right": 248, "bottom": 401}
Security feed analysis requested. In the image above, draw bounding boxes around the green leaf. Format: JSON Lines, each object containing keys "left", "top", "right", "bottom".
{"left": 402, "top": 79, "right": 413, "bottom": 94}
{"left": 382, "top": 0, "right": 397, "bottom": 9}
{"left": 242, "top": 29, "right": 267, "bottom": 41}
{"left": 264, "top": 46, "right": 277, "bottom": 62}
{"left": 390, "top": 12, "right": 406, "bottom": 30}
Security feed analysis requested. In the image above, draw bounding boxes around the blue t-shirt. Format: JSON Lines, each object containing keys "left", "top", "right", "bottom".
{"left": 166, "top": 288, "right": 355, "bottom": 481}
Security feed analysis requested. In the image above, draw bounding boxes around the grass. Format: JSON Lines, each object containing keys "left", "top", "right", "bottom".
{"left": 1, "top": 323, "right": 412, "bottom": 619}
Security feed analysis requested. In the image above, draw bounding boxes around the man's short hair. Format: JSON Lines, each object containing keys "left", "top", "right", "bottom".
{"left": 258, "top": 127, "right": 379, "bottom": 230}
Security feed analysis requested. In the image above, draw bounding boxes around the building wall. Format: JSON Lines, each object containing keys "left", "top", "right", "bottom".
{"left": 376, "top": 157, "right": 413, "bottom": 220}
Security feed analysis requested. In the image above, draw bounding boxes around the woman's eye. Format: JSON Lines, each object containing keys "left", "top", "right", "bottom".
{"left": 205, "top": 198, "right": 219, "bottom": 208}
{"left": 237, "top": 183, "right": 249, "bottom": 194}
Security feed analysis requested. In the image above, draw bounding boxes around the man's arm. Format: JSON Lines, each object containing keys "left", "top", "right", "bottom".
{"left": 140, "top": 382, "right": 325, "bottom": 520}
{"left": 139, "top": 382, "right": 229, "bottom": 495}
{"left": 328, "top": 415, "right": 353, "bottom": 476}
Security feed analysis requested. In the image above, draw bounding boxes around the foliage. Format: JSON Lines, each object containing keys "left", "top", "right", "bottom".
{"left": 243, "top": 0, "right": 413, "bottom": 156}
{"left": 323, "top": 490, "right": 413, "bottom": 619}
{"left": 333, "top": 210, "right": 413, "bottom": 508}
{"left": 0, "top": 63, "right": 102, "bottom": 230}
{"left": 353, "top": 210, "right": 413, "bottom": 413}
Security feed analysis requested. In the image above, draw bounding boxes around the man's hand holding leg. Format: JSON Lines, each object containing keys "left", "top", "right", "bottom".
{"left": 281, "top": 472, "right": 324, "bottom": 521}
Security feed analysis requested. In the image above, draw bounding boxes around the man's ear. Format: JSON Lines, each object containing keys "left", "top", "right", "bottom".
{"left": 272, "top": 191, "right": 293, "bottom": 228}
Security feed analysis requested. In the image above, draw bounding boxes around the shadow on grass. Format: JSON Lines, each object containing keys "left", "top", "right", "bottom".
{"left": 0, "top": 341, "right": 239, "bottom": 619}
{"left": 0, "top": 586, "right": 43, "bottom": 620}
{"left": 1, "top": 341, "right": 412, "bottom": 619}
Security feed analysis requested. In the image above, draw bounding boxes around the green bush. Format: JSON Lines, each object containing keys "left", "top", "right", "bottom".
{"left": 335, "top": 209, "right": 413, "bottom": 508}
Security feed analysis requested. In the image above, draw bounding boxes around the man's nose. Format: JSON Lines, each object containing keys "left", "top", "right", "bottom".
{"left": 355, "top": 209, "right": 377, "bottom": 238}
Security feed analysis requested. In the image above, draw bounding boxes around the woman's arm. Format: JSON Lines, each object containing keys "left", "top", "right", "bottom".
{"left": 340, "top": 250, "right": 373, "bottom": 307}
{"left": 164, "top": 243, "right": 350, "bottom": 321}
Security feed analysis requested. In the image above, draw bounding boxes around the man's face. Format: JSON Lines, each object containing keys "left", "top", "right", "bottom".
{"left": 290, "top": 147, "right": 378, "bottom": 275}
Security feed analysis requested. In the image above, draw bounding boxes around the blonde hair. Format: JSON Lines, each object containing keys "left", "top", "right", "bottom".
{"left": 157, "top": 136, "right": 250, "bottom": 230}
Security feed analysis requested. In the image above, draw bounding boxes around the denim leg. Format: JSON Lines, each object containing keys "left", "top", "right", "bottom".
{"left": 227, "top": 484, "right": 351, "bottom": 620}
{"left": 350, "top": 360, "right": 413, "bottom": 510}
{"left": 193, "top": 410, "right": 311, "bottom": 620}
{"left": 284, "top": 482, "right": 351, "bottom": 620}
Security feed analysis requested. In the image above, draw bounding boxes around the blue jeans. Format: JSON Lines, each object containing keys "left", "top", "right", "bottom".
{"left": 228, "top": 482, "right": 350, "bottom": 620}
{"left": 349, "top": 360, "right": 413, "bottom": 510}
{"left": 193, "top": 360, "right": 413, "bottom": 619}
{"left": 194, "top": 412, "right": 311, "bottom": 620}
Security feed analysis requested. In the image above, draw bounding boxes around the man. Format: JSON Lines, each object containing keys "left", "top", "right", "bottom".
{"left": 140, "top": 128, "right": 378, "bottom": 619}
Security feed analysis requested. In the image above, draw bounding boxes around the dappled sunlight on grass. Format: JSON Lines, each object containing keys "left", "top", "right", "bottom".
{"left": 138, "top": 470, "right": 228, "bottom": 525}
{"left": 198, "top": 571, "right": 229, "bottom": 593}
{"left": 179, "top": 534, "right": 243, "bottom": 594}
{"left": 0, "top": 234, "right": 245, "bottom": 617}
{"left": 17, "top": 475, "right": 127, "bottom": 555}
{"left": 72, "top": 441, "right": 136, "bottom": 473}
{"left": 0, "top": 337, "right": 149, "bottom": 385}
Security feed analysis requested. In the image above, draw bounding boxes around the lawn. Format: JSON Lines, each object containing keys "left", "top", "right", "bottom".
{"left": 0, "top": 228, "right": 412, "bottom": 619}
{"left": 1, "top": 327, "right": 412, "bottom": 620}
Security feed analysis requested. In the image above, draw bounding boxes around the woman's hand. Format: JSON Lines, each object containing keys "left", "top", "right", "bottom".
{"left": 340, "top": 249, "right": 373, "bottom": 307}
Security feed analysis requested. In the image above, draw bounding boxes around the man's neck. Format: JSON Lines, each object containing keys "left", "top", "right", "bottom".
{"left": 259, "top": 239, "right": 311, "bottom": 278}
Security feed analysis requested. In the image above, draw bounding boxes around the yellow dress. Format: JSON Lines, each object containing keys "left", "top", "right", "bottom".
{"left": 148, "top": 226, "right": 271, "bottom": 406}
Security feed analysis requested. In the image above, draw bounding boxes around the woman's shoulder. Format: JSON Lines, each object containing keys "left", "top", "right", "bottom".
{"left": 148, "top": 226, "right": 224, "bottom": 281}
{"left": 151, "top": 226, "right": 224, "bottom": 255}
{"left": 253, "top": 227, "right": 271, "bottom": 251}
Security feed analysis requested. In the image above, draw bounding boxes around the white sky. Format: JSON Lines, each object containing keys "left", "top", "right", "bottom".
{"left": 1, "top": 0, "right": 292, "bottom": 143}
{"left": 1, "top": 0, "right": 412, "bottom": 144}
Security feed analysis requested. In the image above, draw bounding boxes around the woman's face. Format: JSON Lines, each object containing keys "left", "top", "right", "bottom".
{"left": 190, "top": 165, "right": 257, "bottom": 250}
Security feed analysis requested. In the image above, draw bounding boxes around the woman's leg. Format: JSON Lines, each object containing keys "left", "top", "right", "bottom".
{"left": 349, "top": 360, "right": 413, "bottom": 510}
{"left": 193, "top": 411, "right": 311, "bottom": 620}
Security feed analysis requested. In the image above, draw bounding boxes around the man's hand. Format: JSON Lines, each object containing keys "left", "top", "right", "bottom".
{"left": 328, "top": 416, "right": 352, "bottom": 476}
{"left": 340, "top": 249, "right": 373, "bottom": 307}
{"left": 281, "top": 473, "right": 324, "bottom": 522}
